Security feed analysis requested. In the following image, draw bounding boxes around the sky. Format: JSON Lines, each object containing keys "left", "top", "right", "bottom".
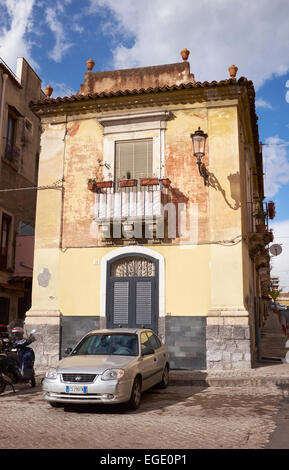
{"left": 0, "top": 0, "right": 289, "bottom": 292}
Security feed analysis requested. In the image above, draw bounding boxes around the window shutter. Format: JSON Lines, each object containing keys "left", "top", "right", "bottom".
{"left": 115, "top": 139, "right": 153, "bottom": 181}
{"left": 113, "top": 282, "right": 129, "bottom": 325}
{"left": 115, "top": 142, "right": 134, "bottom": 180}
{"left": 136, "top": 281, "right": 152, "bottom": 325}
{"left": 134, "top": 140, "right": 153, "bottom": 179}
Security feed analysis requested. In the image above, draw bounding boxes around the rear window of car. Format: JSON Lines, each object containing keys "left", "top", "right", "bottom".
{"left": 72, "top": 334, "right": 139, "bottom": 357}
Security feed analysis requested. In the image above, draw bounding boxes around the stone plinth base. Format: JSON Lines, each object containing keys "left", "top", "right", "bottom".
{"left": 206, "top": 313, "right": 252, "bottom": 370}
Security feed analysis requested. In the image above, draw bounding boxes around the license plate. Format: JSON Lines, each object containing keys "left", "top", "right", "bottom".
{"left": 66, "top": 385, "right": 88, "bottom": 393}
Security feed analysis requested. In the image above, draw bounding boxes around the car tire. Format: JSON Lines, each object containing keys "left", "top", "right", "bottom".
{"left": 49, "top": 401, "right": 62, "bottom": 408}
{"left": 0, "top": 378, "right": 6, "bottom": 394}
{"left": 127, "top": 376, "right": 142, "bottom": 410}
{"left": 30, "top": 372, "right": 36, "bottom": 388}
{"left": 158, "top": 364, "right": 169, "bottom": 389}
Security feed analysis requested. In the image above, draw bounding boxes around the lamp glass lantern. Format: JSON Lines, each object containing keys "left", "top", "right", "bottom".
{"left": 191, "top": 127, "right": 208, "bottom": 159}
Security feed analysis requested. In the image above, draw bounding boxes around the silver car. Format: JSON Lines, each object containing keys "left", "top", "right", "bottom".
{"left": 42, "top": 328, "right": 169, "bottom": 410}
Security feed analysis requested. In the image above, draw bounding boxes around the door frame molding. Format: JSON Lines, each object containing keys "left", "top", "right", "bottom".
{"left": 100, "top": 246, "right": 165, "bottom": 320}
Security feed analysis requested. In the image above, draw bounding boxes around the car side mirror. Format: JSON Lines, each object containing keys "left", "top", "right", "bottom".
{"left": 142, "top": 347, "right": 155, "bottom": 356}
{"left": 65, "top": 347, "right": 72, "bottom": 356}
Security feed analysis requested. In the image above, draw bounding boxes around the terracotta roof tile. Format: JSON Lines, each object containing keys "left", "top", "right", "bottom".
{"left": 30, "top": 77, "right": 254, "bottom": 108}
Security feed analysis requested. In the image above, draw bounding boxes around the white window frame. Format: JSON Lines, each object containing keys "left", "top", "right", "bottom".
{"left": 98, "top": 110, "right": 172, "bottom": 181}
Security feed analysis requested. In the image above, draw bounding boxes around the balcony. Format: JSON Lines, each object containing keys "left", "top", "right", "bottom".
{"left": 93, "top": 178, "right": 172, "bottom": 222}
{"left": 247, "top": 200, "right": 274, "bottom": 259}
{"left": 92, "top": 179, "right": 173, "bottom": 242}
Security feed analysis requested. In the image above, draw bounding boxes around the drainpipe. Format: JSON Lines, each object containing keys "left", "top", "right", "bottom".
{"left": 0, "top": 72, "right": 8, "bottom": 173}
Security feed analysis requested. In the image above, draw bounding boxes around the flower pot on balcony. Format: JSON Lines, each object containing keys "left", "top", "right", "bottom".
{"left": 140, "top": 178, "right": 159, "bottom": 186}
{"left": 268, "top": 201, "right": 276, "bottom": 220}
{"left": 119, "top": 179, "right": 137, "bottom": 187}
{"left": 256, "top": 224, "right": 267, "bottom": 233}
{"left": 88, "top": 182, "right": 95, "bottom": 191}
{"left": 160, "top": 178, "right": 171, "bottom": 188}
{"left": 95, "top": 181, "right": 113, "bottom": 189}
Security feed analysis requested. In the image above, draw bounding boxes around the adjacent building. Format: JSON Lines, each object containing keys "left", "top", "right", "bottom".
{"left": 0, "top": 57, "right": 44, "bottom": 326}
{"left": 28, "top": 50, "right": 273, "bottom": 370}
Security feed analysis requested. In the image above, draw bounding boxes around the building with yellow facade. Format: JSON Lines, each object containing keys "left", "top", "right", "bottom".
{"left": 28, "top": 51, "right": 273, "bottom": 370}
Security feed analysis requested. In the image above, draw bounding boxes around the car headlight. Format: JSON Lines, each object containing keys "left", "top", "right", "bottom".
{"left": 45, "top": 368, "right": 58, "bottom": 380}
{"left": 101, "top": 369, "right": 125, "bottom": 381}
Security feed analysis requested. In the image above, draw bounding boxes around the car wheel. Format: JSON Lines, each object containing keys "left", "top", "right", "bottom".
{"left": 30, "top": 372, "right": 36, "bottom": 388}
{"left": 127, "top": 377, "right": 142, "bottom": 410}
{"left": 158, "top": 364, "right": 169, "bottom": 389}
{"left": 49, "top": 401, "right": 63, "bottom": 408}
{"left": 0, "top": 378, "right": 6, "bottom": 394}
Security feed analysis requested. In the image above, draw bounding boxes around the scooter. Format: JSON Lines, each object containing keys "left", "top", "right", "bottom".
{"left": 0, "top": 355, "right": 16, "bottom": 394}
{"left": 0, "top": 328, "right": 37, "bottom": 392}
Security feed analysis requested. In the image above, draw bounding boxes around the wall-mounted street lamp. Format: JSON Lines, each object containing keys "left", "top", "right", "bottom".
{"left": 190, "top": 127, "right": 209, "bottom": 186}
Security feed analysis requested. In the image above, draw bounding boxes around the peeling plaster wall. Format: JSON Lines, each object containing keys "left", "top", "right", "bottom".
{"left": 27, "top": 90, "right": 259, "bottom": 370}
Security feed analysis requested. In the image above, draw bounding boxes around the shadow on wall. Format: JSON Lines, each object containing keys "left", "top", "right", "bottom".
{"left": 207, "top": 171, "right": 241, "bottom": 211}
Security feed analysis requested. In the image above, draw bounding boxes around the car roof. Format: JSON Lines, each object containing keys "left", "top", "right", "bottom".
{"left": 85, "top": 328, "right": 153, "bottom": 335}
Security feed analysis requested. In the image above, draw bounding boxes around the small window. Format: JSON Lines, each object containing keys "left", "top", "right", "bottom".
{"left": 5, "top": 113, "right": 17, "bottom": 161}
{"left": 115, "top": 139, "right": 153, "bottom": 184}
{"left": 0, "top": 214, "right": 12, "bottom": 269}
{"left": 146, "top": 331, "right": 162, "bottom": 350}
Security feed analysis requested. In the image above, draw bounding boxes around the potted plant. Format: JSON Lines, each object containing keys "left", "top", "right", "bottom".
{"left": 267, "top": 201, "right": 276, "bottom": 220}
{"left": 140, "top": 177, "right": 159, "bottom": 186}
{"left": 95, "top": 180, "right": 113, "bottom": 189}
{"left": 254, "top": 199, "right": 267, "bottom": 233}
{"left": 87, "top": 178, "right": 96, "bottom": 191}
{"left": 159, "top": 177, "right": 171, "bottom": 188}
{"left": 119, "top": 172, "right": 137, "bottom": 187}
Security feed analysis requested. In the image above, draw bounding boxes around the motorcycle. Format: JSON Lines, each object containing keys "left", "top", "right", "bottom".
{"left": 0, "top": 323, "right": 37, "bottom": 394}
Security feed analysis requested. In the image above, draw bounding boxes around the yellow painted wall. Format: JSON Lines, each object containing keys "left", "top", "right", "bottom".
{"left": 28, "top": 96, "right": 254, "bottom": 324}
{"left": 58, "top": 244, "right": 211, "bottom": 318}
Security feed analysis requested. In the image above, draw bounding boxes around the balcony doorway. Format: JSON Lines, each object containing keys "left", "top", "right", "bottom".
{"left": 106, "top": 254, "right": 159, "bottom": 333}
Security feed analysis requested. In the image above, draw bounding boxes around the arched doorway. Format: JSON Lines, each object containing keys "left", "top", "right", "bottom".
{"left": 106, "top": 254, "right": 159, "bottom": 332}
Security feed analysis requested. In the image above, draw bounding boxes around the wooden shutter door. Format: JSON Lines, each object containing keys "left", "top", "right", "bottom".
{"left": 115, "top": 139, "right": 153, "bottom": 181}
{"left": 112, "top": 281, "right": 129, "bottom": 326}
{"left": 135, "top": 280, "right": 153, "bottom": 327}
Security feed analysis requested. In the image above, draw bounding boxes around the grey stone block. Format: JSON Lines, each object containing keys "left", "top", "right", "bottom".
{"left": 232, "top": 326, "right": 246, "bottom": 340}
{"left": 165, "top": 316, "right": 206, "bottom": 370}
{"left": 232, "top": 352, "right": 243, "bottom": 362}
{"left": 61, "top": 316, "right": 100, "bottom": 358}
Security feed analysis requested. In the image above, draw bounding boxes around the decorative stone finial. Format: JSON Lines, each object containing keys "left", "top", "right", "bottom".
{"left": 228, "top": 64, "right": 238, "bottom": 79}
{"left": 180, "top": 48, "right": 190, "bottom": 61}
{"left": 86, "top": 58, "right": 95, "bottom": 72}
{"left": 45, "top": 84, "right": 53, "bottom": 98}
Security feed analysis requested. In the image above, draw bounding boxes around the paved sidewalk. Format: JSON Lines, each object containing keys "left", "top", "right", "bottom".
{"left": 169, "top": 362, "right": 289, "bottom": 387}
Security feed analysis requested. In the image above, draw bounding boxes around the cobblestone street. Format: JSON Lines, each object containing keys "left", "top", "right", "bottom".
{"left": 0, "top": 380, "right": 287, "bottom": 449}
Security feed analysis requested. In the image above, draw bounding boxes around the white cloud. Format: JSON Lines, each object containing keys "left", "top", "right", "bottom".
{"left": 270, "top": 219, "right": 289, "bottom": 293}
{"left": 45, "top": 6, "right": 73, "bottom": 63}
{"left": 89, "top": 0, "right": 289, "bottom": 89}
{"left": 0, "top": 0, "right": 37, "bottom": 71}
{"left": 255, "top": 98, "right": 272, "bottom": 109}
{"left": 263, "top": 136, "right": 289, "bottom": 198}
{"left": 286, "top": 80, "right": 289, "bottom": 103}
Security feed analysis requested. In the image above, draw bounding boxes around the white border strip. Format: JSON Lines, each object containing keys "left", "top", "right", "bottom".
{"left": 100, "top": 246, "right": 165, "bottom": 319}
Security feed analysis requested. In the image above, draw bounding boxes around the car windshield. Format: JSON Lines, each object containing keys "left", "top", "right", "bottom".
{"left": 71, "top": 334, "right": 139, "bottom": 357}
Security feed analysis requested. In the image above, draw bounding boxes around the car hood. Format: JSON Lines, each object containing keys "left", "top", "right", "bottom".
{"left": 56, "top": 355, "right": 137, "bottom": 374}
